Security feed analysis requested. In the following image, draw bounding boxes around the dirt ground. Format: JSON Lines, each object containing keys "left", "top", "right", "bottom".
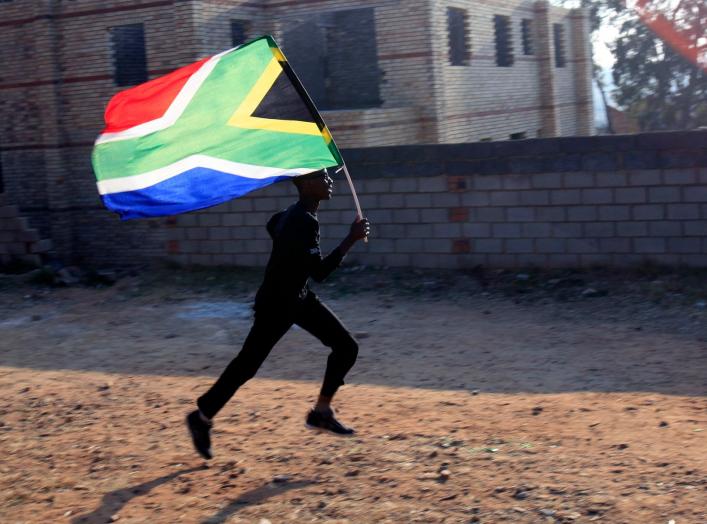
{"left": 0, "top": 266, "right": 705, "bottom": 524}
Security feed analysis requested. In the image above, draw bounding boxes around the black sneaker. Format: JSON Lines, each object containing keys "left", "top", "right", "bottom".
{"left": 305, "top": 408, "right": 355, "bottom": 436}
{"left": 186, "top": 410, "right": 213, "bottom": 459}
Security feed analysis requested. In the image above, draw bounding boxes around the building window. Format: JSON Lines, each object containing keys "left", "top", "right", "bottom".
{"left": 231, "top": 20, "right": 249, "bottom": 47}
{"left": 447, "top": 7, "right": 470, "bottom": 66}
{"left": 553, "top": 23, "right": 566, "bottom": 67}
{"left": 510, "top": 132, "right": 526, "bottom": 140}
{"left": 494, "top": 15, "right": 513, "bottom": 67}
{"left": 110, "top": 24, "right": 148, "bottom": 87}
{"left": 521, "top": 19, "right": 534, "bottom": 55}
{"left": 283, "top": 8, "right": 382, "bottom": 110}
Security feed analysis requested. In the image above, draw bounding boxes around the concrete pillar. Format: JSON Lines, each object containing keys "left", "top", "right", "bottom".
{"left": 35, "top": 1, "right": 75, "bottom": 261}
{"left": 533, "top": 0, "right": 558, "bottom": 137}
{"left": 570, "top": 8, "right": 594, "bottom": 135}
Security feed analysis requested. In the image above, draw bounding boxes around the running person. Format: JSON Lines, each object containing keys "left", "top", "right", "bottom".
{"left": 187, "top": 168, "right": 370, "bottom": 459}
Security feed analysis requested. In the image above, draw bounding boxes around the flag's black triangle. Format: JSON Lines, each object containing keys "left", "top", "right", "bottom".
{"left": 251, "top": 70, "right": 315, "bottom": 123}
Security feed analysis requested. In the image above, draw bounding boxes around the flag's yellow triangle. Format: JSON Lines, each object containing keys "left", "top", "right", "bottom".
{"left": 227, "top": 49, "right": 322, "bottom": 137}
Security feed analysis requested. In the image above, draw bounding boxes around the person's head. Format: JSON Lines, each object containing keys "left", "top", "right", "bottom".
{"left": 293, "top": 168, "right": 334, "bottom": 201}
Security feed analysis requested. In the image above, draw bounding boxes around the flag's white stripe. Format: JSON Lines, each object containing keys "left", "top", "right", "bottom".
{"left": 94, "top": 48, "right": 236, "bottom": 146}
{"left": 96, "top": 154, "right": 312, "bottom": 195}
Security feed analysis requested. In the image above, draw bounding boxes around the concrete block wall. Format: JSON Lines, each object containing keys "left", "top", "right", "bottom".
{"left": 166, "top": 131, "right": 707, "bottom": 269}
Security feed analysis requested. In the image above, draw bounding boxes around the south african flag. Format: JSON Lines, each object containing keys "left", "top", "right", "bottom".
{"left": 92, "top": 36, "right": 342, "bottom": 220}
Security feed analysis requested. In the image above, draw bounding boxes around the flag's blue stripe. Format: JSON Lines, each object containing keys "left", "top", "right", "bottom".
{"left": 101, "top": 167, "right": 291, "bottom": 220}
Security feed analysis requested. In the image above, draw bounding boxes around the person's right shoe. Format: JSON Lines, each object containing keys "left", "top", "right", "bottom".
{"left": 305, "top": 408, "right": 355, "bottom": 436}
{"left": 186, "top": 410, "right": 213, "bottom": 459}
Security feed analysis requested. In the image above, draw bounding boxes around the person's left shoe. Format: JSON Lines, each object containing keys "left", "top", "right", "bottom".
{"left": 305, "top": 408, "right": 355, "bottom": 436}
{"left": 186, "top": 410, "right": 213, "bottom": 459}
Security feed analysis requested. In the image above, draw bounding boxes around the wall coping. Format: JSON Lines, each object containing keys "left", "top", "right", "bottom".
{"left": 341, "top": 130, "right": 707, "bottom": 178}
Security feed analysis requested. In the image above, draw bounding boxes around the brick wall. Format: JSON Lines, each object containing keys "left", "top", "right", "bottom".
{"left": 0, "top": 0, "right": 592, "bottom": 266}
{"left": 165, "top": 131, "right": 707, "bottom": 269}
{"left": 0, "top": 194, "right": 53, "bottom": 267}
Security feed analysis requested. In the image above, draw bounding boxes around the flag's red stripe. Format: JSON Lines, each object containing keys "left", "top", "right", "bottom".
{"left": 102, "top": 57, "right": 210, "bottom": 134}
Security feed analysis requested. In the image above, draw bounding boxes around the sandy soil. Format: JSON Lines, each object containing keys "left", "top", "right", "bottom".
{"left": 0, "top": 267, "right": 705, "bottom": 523}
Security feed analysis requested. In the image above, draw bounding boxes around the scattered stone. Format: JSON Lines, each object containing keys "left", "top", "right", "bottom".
{"left": 581, "top": 288, "right": 608, "bottom": 298}
{"left": 471, "top": 389, "right": 480, "bottom": 395}
{"left": 532, "top": 406, "right": 543, "bottom": 416}
{"left": 94, "top": 270, "right": 118, "bottom": 285}
{"left": 109, "top": 514, "right": 120, "bottom": 522}
{"left": 57, "top": 267, "right": 83, "bottom": 286}
{"left": 97, "top": 384, "right": 110, "bottom": 391}
{"left": 259, "top": 519, "right": 272, "bottom": 524}
{"left": 659, "top": 421, "right": 669, "bottom": 427}
{"left": 344, "top": 469, "right": 359, "bottom": 477}
{"left": 354, "top": 331, "right": 370, "bottom": 339}
{"left": 438, "top": 469, "right": 451, "bottom": 481}
{"left": 272, "top": 474, "right": 290, "bottom": 483}
{"left": 516, "top": 273, "right": 530, "bottom": 281}
{"left": 539, "top": 508, "right": 556, "bottom": 517}
{"left": 615, "top": 443, "right": 629, "bottom": 450}
{"left": 694, "top": 300, "right": 706, "bottom": 309}
{"left": 513, "top": 490, "right": 529, "bottom": 500}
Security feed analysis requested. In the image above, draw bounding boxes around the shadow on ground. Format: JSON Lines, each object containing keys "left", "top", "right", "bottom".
{"left": 70, "top": 464, "right": 313, "bottom": 524}
{"left": 71, "top": 466, "right": 208, "bottom": 523}
{"left": 200, "top": 480, "right": 315, "bottom": 524}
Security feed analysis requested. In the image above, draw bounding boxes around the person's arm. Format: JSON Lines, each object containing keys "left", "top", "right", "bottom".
{"left": 307, "top": 216, "right": 370, "bottom": 282}
{"left": 337, "top": 216, "right": 370, "bottom": 257}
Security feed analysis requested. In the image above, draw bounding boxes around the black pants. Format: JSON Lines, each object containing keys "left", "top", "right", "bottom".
{"left": 197, "top": 292, "right": 358, "bottom": 419}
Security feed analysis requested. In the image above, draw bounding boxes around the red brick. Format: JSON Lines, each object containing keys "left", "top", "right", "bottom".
{"left": 449, "top": 207, "right": 469, "bottom": 222}
{"left": 452, "top": 238, "right": 471, "bottom": 254}
{"left": 447, "top": 175, "right": 468, "bottom": 192}
{"left": 166, "top": 240, "right": 180, "bottom": 254}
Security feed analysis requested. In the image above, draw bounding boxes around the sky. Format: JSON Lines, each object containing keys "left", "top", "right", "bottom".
{"left": 592, "top": 24, "right": 620, "bottom": 127}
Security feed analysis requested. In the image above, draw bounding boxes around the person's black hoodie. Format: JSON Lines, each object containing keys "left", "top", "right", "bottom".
{"left": 254, "top": 201, "right": 343, "bottom": 311}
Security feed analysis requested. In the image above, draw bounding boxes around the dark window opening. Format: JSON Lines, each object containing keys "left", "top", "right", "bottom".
{"left": 110, "top": 23, "right": 148, "bottom": 87}
{"left": 0, "top": 152, "right": 4, "bottom": 194}
{"left": 283, "top": 8, "right": 382, "bottom": 111}
{"left": 447, "top": 7, "right": 470, "bottom": 66}
{"left": 553, "top": 23, "right": 566, "bottom": 67}
{"left": 521, "top": 19, "right": 534, "bottom": 55}
{"left": 231, "top": 20, "right": 249, "bottom": 47}
{"left": 494, "top": 15, "right": 513, "bottom": 67}
{"left": 510, "top": 132, "right": 527, "bottom": 140}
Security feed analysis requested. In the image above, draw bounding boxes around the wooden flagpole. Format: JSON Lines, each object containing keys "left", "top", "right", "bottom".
{"left": 340, "top": 163, "right": 368, "bottom": 242}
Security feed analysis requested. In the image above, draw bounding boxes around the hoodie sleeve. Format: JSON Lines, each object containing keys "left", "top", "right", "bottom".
{"left": 299, "top": 217, "right": 344, "bottom": 282}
